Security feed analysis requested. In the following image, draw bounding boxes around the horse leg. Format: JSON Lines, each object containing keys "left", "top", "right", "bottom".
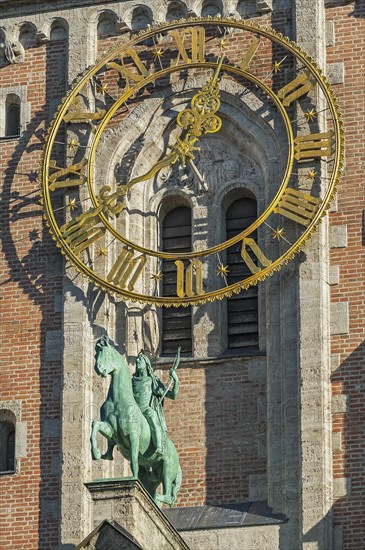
{"left": 155, "top": 461, "right": 175, "bottom": 508}
{"left": 128, "top": 430, "right": 140, "bottom": 479}
{"left": 101, "top": 439, "right": 116, "bottom": 460}
{"left": 91, "top": 420, "right": 113, "bottom": 460}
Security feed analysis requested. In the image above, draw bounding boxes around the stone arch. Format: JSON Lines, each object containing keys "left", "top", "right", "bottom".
{"left": 129, "top": 5, "right": 153, "bottom": 32}
{"left": 50, "top": 18, "right": 68, "bottom": 41}
{"left": 18, "top": 21, "right": 37, "bottom": 48}
{"left": 97, "top": 10, "right": 118, "bottom": 38}
{"left": 166, "top": 1, "right": 189, "bottom": 22}
{"left": 201, "top": 0, "right": 223, "bottom": 17}
{"left": 236, "top": 0, "right": 257, "bottom": 18}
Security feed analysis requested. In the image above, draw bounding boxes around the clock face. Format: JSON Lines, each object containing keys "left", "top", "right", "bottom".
{"left": 40, "top": 17, "right": 344, "bottom": 306}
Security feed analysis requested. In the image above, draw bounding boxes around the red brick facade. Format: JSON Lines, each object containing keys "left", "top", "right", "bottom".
{"left": 327, "top": 3, "right": 365, "bottom": 548}
{"left": 0, "top": 39, "right": 66, "bottom": 550}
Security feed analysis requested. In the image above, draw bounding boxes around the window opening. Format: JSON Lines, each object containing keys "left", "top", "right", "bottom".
{"left": 5, "top": 99, "right": 20, "bottom": 137}
{"left": 162, "top": 206, "right": 192, "bottom": 355}
{"left": 226, "top": 198, "right": 259, "bottom": 350}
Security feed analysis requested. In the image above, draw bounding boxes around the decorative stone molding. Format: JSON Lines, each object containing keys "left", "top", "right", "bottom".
{"left": 86, "top": 478, "right": 190, "bottom": 550}
{"left": 0, "top": 85, "right": 30, "bottom": 137}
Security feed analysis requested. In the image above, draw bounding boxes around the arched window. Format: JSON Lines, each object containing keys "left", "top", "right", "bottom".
{"left": 0, "top": 410, "right": 16, "bottom": 473}
{"left": 226, "top": 197, "right": 259, "bottom": 350}
{"left": 5, "top": 95, "right": 21, "bottom": 137}
{"left": 162, "top": 206, "right": 192, "bottom": 355}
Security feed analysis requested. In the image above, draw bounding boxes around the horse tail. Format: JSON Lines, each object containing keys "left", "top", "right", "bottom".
{"left": 171, "top": 464, "right": 182, "bottom": 508}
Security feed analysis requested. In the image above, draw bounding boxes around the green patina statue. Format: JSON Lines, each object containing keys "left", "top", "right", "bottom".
{"left": 90, "top": 335, "right": 182, "bottom": 507}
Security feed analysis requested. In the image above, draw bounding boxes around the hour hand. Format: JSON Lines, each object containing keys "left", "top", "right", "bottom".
{"left": 119, "top": 133, "right": 200, "bottom": 192}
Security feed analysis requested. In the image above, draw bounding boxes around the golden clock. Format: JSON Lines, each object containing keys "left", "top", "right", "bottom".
{"left": 40, "top": 17, "right": 344, "bottom": 306}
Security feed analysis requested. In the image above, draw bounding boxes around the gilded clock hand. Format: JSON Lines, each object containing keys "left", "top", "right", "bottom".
{"left": 117, "top": 56, "right": 225, "bottom": 193}
{"left": 186, "top": 159, "right": 208, "bottom": 193}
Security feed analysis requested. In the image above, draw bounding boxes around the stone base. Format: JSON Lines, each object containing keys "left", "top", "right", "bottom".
{"left": 85, "top": 478, "right": 190, "bottom": 550}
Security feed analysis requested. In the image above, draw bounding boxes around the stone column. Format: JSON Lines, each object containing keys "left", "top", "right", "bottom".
{"left": 295, "top": 1, "right": 333, "bottom": 548}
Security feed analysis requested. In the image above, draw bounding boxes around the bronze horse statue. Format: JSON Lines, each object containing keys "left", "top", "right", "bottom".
{"left": 90, "top": 336, "right": 182, "bottom": 507}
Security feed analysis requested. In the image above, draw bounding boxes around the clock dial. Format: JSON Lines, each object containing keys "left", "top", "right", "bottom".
{"left": 40, "top": 18, "right": 344, "bottom": 306}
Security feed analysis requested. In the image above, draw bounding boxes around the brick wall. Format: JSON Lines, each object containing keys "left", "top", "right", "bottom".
{"left": 327, "top": 2, "right": 365, "bottom": 548}
{"left": 0, "top": 39, "right": 66, "bottom": 550}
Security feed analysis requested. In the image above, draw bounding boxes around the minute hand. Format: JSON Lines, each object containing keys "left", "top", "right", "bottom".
{"left": 120, "top": 57, "right": 225, "bottom": 191}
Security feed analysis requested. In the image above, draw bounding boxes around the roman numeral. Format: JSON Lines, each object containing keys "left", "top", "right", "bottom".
{"left": 106, "top": 48, "right": 151, "bottom": 87}
{"left": 61, "top": 210, "right": 106, "bottom": 254}
{"left": 239, "top": 35, "right": 260, "bottom": 71}
{"left": 274, "top": 188, "right": 321, "bottom": 226}
{"left": 241, "top": 238, "right": 272, "bottom": 274}
{"left": 63, "top": 108, "right": 106, "bottom": 123}
{"left": 294, "top": 130, "right": 335, "bottom": 160}
{"left": 169, "top": 27, "right": 206, "bottom": 64}
{"left": 107, "top": 248, "right": 146, "bottom": 291}
{"left": 277, "top": 70, "right": 315, "bottom": 106}
{"left": 175, "top": 259, "right": 205, "bottom": 298}
{"left": 48, "top": 158, "right": 88, "bottom": 191}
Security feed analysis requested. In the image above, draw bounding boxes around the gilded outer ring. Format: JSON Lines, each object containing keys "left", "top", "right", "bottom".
{"left": 40, "top": 17, "right": 344, "bottom": 306}
{"left": 87, "top": 61, "right": 294, "bottom": 258}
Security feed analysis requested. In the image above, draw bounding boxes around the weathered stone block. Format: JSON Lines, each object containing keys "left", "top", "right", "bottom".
{"left": 333, "top": 477, "right": 351, "bottom": 499}
{"left": 332, "top": 432, "right": 342, "bottom": 451}
{"left": 330, "top": 226, "right": 348, "bottom": 248}
{"left": 249, "top": 473, "right": 267, "bottom": 501}
{"left": 327, "top": 62, "right": 344, "bottom": 84}
{"left": 330, "top": 302, "right": 349, "bottom": 335}
{"left": 15, "top": 421, "right": 27, "bottom": 458}
{"left": 332, "top": 394, "right": 349, "bottom": 414}
{"left": 326, "top": 20, "right": 335, "bottom": 46}
{"left": 328, "top": 265, "right": 340, "bottom": 286}
{"left": 331, "top": 353, "right": 341, "bottom": 372}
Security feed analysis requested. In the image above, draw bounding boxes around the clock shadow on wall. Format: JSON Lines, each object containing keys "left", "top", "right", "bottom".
{"left": 0, "top": 38, "right": 92, "bottom": 547}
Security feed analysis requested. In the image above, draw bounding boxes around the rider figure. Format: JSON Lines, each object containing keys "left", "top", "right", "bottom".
{"left": 132, "top": 350, "right": 179, "bottom": 456}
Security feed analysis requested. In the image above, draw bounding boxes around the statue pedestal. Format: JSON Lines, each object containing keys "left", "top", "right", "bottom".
{"left": 85, "top": 478, "right": 190, "bottom": 550}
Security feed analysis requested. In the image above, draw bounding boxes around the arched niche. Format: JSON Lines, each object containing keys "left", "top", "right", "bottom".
{"left": 97, "top": 10, "right": 118, "bottom": 39}
{"left": 50, "top": 18, "right": 68, "bottom": 41}
{"left": 236, "top": 0, "right": 257, "bottom": 18}
{"left": 130, "top": 5, "right": 153, "bottom": 32}
{"left": 19, "top": 22, "right": 37, "bottom": 48}
{"left": 201, "top": 0, "right": 223, "bottom": 17}
{"left": 166, "top": 1, "right": 188, "bottom": 22}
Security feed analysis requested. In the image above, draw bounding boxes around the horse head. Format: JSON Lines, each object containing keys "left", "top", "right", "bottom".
{"left": 94, "top": 335, "right": 126, "bottom": 378}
